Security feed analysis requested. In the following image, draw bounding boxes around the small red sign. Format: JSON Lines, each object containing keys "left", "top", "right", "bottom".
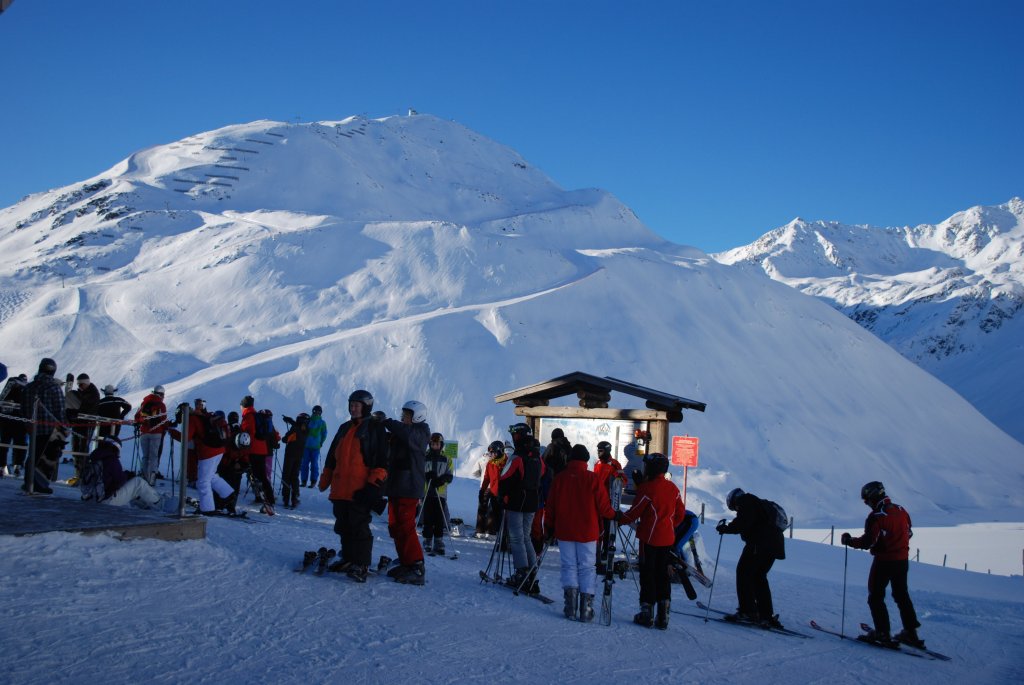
{"left": 671, "top": 436, "right": 699, "bottom": 468}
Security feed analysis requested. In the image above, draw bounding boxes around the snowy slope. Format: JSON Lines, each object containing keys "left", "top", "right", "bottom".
{"left": 0, "top": 115, "right": 1022, "bottom": 527}
{"left": 713, "top": 200, "right": 1024, "bottom": 443}
{"left": 1, "top": 478, "right": 1022, "bottom": 685}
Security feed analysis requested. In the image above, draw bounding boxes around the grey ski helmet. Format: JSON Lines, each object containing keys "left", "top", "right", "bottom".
{"left": 726, "top": 487, "right": 745, "bottom": 510}
{"left": 402, "top": 400, "right": 427, "bottom": 423}
{"left": 348, "top": 389, "right": 374, "bottom": 414}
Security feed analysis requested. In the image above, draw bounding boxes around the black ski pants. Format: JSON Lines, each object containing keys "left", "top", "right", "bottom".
{"left": 867, "top": 558, "right": 919, "bottom": 635}
{"left": 421, "top": 492, "right": 449, "bottom": 539}
{"left": 248, "top": 453, "right": 275, "bottom": 505}
{"left": 638, "top": 543, "right": 673, "bottom": 604}
{"left": 280, "top": 450, "right": 302, "bottom": 507}
{"left": 736, "top": 544, "right": 776, "bottom": 620}
{"left": 333, "top": 499, "right": 374, "bottom": 567}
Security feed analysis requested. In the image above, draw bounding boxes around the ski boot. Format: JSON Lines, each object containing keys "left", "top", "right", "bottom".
{"left": 760, "top": 614, "right": 784, "bottom": 630}
{"left": 506, "top": 567, "right": 530, "bottom": 590}
{"left": 346, "top": 565, "right": 369, "bottom": 583}
{"left": 723, "top": 609, "right": 757, "bottom": 624}
{"left": 633, "top": 603, "right": 654, "bottom": 627}
{"left": 328, "top": 559, "right": 355, "bottom": 573}
{"left": 894, "top": 628, "right": 926, "bottom": 649}
{"left": 433, "top": 539, "right": 445, "bottom": 556}
{"left": 655, "top": 600, "right": 671, "bottom": 630}
{"left": 563, "top": 587, "right": 579, "bottom": 620}
{"left": 395, "top": 561, "right": 425, "bottom": 585}
{"left": 859, "top": 627, "right": 899, "bottom": 648}
{"left": 578, "top": 593, "right": 595, "bottom": 623}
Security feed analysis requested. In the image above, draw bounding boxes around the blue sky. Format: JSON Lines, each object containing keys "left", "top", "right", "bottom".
{"left": 1, "top": 0, "right": 1021, "bottom": 252}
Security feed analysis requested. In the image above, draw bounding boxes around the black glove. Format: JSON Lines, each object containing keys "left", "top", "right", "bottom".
{"left": 840, "top": 532, "right": 851, "bottom": 546}
{"left": 66, "top": 373, "right": 75, "bottom": 383}
{"left": 354, "top": 483, "right": 386, "bottom": 515}
{"left": 716, "top": 519, "right": 728, "bottom": 535}
{"left": 631, "top": 468, "right": 644, "bottom": 484}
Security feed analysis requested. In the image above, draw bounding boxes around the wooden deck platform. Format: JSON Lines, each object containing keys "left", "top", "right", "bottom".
{"left": 0, "top": 478, "right": 206, "bottom": 542}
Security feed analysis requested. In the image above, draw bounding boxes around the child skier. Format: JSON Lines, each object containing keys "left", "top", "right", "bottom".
{"left": 842, "top": 481, "right": 924, "bottom": 648}
{"left": 422, "top": 432, "right": 454, "bottom": 555}
{"left": 616, "top": 452, "right": 685, "bottom": 629}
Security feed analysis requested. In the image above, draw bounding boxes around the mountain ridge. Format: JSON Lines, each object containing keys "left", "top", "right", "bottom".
{"left": 1, "top": 114, "right": 1021, "bottom": 526}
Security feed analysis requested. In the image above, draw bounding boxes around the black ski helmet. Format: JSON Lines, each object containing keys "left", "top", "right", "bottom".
{"left": 597, "top": 441, "right": 612, "bottom": 459}
{"left": 228, "top": 411, "right": 239, "bottom": 424}
{"left": 312, "top": 405, "right": 323, "bottom": 415}
{"left": 726, "top": 487, "right": 745, "bottom": 510}
{"left": 643, "top": 452, "right": 669, "bottom": 477}
{"left": 861, "top": 481, "right": 886, "bottom": 502}
{"left": 487, "top": 440, "right": 505, "bottom": 455}
{"left": 240, "top": 395, "right": 254, "bottom": 408}
{"left": 430, "top": 432, "right": 445, "bottom": 444}
{"left": 38, "top": 357, "right": 57, "bottom": 375}
{"left": 509, "top": 422, "right": 532, "bottom": 437}
{"left": 348, "top": 389, "right": 374, "bottom": 414}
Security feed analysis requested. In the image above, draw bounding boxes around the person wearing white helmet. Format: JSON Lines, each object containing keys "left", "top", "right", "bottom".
{"left": 134, "top": 385, "right": 169, "bottom": 485}
{"left": 379, "top": 400, "right": 431, "bottom": 585}
{"left": 95, "top": 384, "right": 131, "bottom": 440}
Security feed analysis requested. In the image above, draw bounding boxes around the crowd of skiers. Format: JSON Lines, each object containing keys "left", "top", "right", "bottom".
{"left": 0, "top": 357, "right": 924, "bottom": 645}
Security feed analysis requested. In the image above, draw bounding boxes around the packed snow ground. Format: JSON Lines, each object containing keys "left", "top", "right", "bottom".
{"left": 1, "top": 476, "right": 1022, "bottom": 685}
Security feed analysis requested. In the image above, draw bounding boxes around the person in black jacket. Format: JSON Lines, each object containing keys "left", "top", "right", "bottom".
{"left": 95, "top": 385, "right": 132, "bottom": 440}
{"left": 382, "top": 400, "right": 431, "bottom": 585}
{"left": 280, "top": 413, "right": 310, "bottom": 509}
{"left": 716, "top": 487, "right": 786, "bottom": 628}
{"left": 499, "top": 423, "right": 546, "bottom": 591}
{"left": 67, "top": 373, "right": 101, "bottom": 484}
{"left": 422, "top": 432, "right": 454, "bottom": 556}
{"left": 0, "top": 373, "right": 28, "bottom": 476}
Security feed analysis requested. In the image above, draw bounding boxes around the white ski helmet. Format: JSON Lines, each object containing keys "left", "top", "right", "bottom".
{"left": 153, "top": 384, "right": 166, "bottom": 396}
{"left": 401, "top": 400, "right": 427, "bottom": 423}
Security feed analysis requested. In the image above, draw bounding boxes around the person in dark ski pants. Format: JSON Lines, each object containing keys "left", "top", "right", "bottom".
{"left": 240, "top": 396, "right": 276, "bottom": 510}
{"left": 546, "top": 443, "right": 616, "bottom": 621}
{"left": 382, "top": 400, "right": 431, "bottom": 584}
{"left": 280, "top": 413, "right": 310, "bottom": 509}
{"left": 318, "top": 389, "right": 389, "bottom": 582}
{"left": 422, "top": 432, "right": 454, "bottom": 556}
{"left": 842, "top": 481, "right": 924, "bottom": 648}
{"left": 617, "top": 453, "right": 685, "bottom": 630}
{"left": 0, "top": 373, "right": 29, "bottom": 476}
{"left": 67, "top": 372, "right": 100, "bottom": 483}
{"left": 716, "top": 487, "right": 786, "bottom": 628}
{"left": 498, "top": 423, "right": 546, "bottom": 592}
{"left": 20, "top": 357, "right": 67, "bottom": 493}
{"left": 301, "top": 405, "right": 327, "bottom": 487}
{"left": 214, "top": 412, "right": 247, "bottom": 512}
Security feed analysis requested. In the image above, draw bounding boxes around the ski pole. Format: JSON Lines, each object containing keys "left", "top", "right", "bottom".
{"left": 438, "top": 489, "right": 459, "bottom": 559}
{"left": 841, "top": 540, "right": 849, "bottom": 638}
{"left": 703, "top": 519, "right": 726, "bottom": 623}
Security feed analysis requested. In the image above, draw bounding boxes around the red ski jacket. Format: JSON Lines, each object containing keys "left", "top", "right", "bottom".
{"left": 545, "top": 461, "right": 616, "bottom": 543}
{"left": 847, "top": 497, "right": 913, "bottom": 561}
{"left": 618, "top": 476, "right": 686, "bottom": 547}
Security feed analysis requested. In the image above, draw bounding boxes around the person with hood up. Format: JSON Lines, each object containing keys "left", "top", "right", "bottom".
{"left": 545, "top": 443, "right": 617, "bottom": 622}
{"left": 20, "top": 357, "right": 67, "bottom": 493}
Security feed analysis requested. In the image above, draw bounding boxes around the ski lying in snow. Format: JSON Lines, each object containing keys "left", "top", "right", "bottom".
{"left": 858, "top": 623, "right": 951, "bottom": 661}
{"left": 808, "top": 621, "right": 933, "bottom": 659}
{"left": 199, "top": 510, "right": 262, "bottom": 523}
{"left": 478, "top": 570, "right": 555, "bottom": 604}
{"left": 294, "top": 550, "right": 318, "bottom": 573}
{"left": 692, "top": 602, "right": 812, "bottom": 638}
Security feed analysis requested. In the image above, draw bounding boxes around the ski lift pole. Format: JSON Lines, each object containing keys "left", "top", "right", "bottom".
{"left": 177, "top": 405, "right": 189, "bottom": 518}
{"left": 841, "top": 541, "right": 849, "bottom": 638}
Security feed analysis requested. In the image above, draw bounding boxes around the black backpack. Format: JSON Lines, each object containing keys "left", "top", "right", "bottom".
{"left": 200, "top": 411, "right": 230, "bottom": 448}
{"left": 79, "top": 452, "right": 106, "bottom": 502}
{"left": 254, "top": 410, "right": 279, "bottom": 450}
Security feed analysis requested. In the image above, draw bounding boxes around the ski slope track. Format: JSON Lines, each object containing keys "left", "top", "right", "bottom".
{"left": 0, "top": 113, "right": 1022, "bottom": 529}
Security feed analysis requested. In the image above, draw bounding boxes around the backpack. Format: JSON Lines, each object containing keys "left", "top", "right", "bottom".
{"left": 79, "top": 453, "right": 106, "bottom": 502}
{"left": 761, "top": 498, "right": 789, "bottom": 532}
{"left": 139, "top": 399, "right": 163, "bottom": 429}
{"left": 200, "top": 411, "right": 230, "bottom": 449}
{"left": 254, "top": 409, "right": 279, "bottom": 450}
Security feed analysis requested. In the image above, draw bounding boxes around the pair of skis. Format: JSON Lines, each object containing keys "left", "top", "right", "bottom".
{"left": 675, "top": 602, "right": 813, "bottom": 639}
{"left": 809, "top": 621, "right": 951, "bottom": 661}
{"left": 599, "top": 478, "right": 624, "bottom": 626}
{"left": 478, "top": 570, "right": 555, "bottom": 604}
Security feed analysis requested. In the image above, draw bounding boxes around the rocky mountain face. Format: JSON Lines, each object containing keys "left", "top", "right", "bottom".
{"left": 714, "top": 199, "right": 1024, "bottom": 443}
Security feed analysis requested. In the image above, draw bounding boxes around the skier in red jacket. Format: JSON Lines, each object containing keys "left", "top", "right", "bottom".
{"left": 842, "top": 481, "right": 924, "bottom": 648}
{"left": 617, "top": 452, "right": 686, "bottom": 630}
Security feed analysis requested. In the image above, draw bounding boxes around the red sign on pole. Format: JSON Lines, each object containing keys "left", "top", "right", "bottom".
{"left": 671, "top": 436, "right": 699, "bottom": 468}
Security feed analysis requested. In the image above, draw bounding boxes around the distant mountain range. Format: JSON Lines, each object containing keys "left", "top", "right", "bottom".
{"left": 714, "top": 199, "right": 1024, "bottom": 443}
{"left": 1, "top": 114, "right": 1020, "bottom": 525}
